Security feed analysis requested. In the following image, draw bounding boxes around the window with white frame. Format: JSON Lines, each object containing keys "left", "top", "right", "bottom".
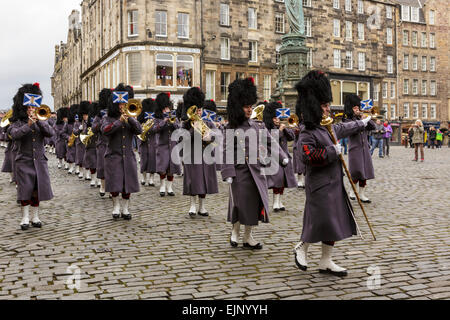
{"left": 403, "top": 30, "right": 409, "bottom": 46}
{"left": 305, "top": 17, "right": 312, "bottom": 37}
{"left": 429, "top": 10, "right": 435, "bottom": 25}
{"left": 387, "top": 27, "right": 393, "bottom": 45}
{"left": 421, "top": 32, "right": 427, "bottom": 47}
{"left": 422, "top": 103, "right": 428, "bottom": 119}
{"left": 128, "top": 10, "right": 138, "bottom": 37}
{"left": 248, "top": 8, "right": 257, "bottom": 29}
{"left": 220, "top": 72, "right": 230, "bottom": 101}
{"left": 345, "top": 0, "right": 352, "bottom": 12}
{"left": 390, "top": 104, "right": 396, "bottom": 119}
{"left": 249, "top": 41, "right": 258, "bottom": 62}
{"left": 221, "top": 37, "right": 230, "bottom": 60}
{"left": 413, "top": 103, "right": 419, "bottom": 118}
{"left": 156, "top": 54, "right": 173, "bottom": 87}
{"left": 127, "top": 52, "right": 141, "bottom": 86}
{"left": 307, "top": 47, "right": 313, "bottom": 68}
{"left": 333, "top": 49, "right": 341, "bottom": 68}
{"left": 275, "top": 13, "right": 285, "bottom": 33}
{"left": 177, "top": 13, "right": 189, "bottom": 38}
{"left": 422, "top": 56, "right": 427, "bottom": 71}
{"left": 303, "top": 0, "right": 311, "bottom": 7}
{"left": 422, "top": 80, "right": 427, "bottom": 95}
{"left": 386, "top": 6, "right": 392, "bottom": 19}
{"left": 176, "top": 55, "right": 193, "bottom": 87}
{"left": 387, "top": 55, "right": 393, "bottom": 74}
{"left": 333, "top": 0, "right": 340, "bottom": 10}
{"left": 412, "top": 31, "right": 418, "bottom": 46}
{"left": 220, "top": 3, "right": 230, "bottom": 26}
{"left": 155, "top": 11, "right": 167, "bottom": 37}
{"left": 412, "top": 79, "right": 418, "bottom": 95}
{"left": 205, "top": 70, "right": 215, "bottom": 101}
{"left": 430, "top": 33, "right": 435, "bottom": 48}
{"left": 345, "top": 51, "right": 353, "bottom": 70}
{"left": 412, "top": 55, "right": 418, "bottom": 70}
{"left": 403, "top": 103, "right": 410, "bottom": 118}
{"left": 403, "top": 79, "right": 409, "bottom": 94}
{"left": 390, "top": 82, "right": 395, "bottom": 99}
{"left": 430, "top": 81, "right": 436, "bottom": 96}
{"left": 411, "top": 7, "right": 419, "bottom": 22}
{"left": 263, "top": 75, "right": 272, "bottom": 101}
{"left": 374, "top": 84, "right": 380, "bottom": 101}
{"left": 430, "top": 104, "right": 436, "bottom": 118}
{"left": 357, "top": 0, "right": 363, "bottom": 14}
{"left": 357, "top": 23, "right": 364, "bottom": 40}
{"left": 382, "top": 82, "right": 388, "bottom": 99}
{"left": 333, "top": 19, "right": 340, "bottom": 37}
{"left": 345, "top": 21, "right": 352, "bottom": 41}
{"left": 382, "top": 103, "right": 388, "bottom": 116}
{"left": 403, "top": 54, "right": 409, "bottom": 70}
{"left": 430, "top": 57, "right": 436, "bottom": 72}
{"left": 276, "top": 45, "right": 281, "bottom": 64}
{"left": 358, "top": 52, "right": 365, "bottom": 71}
{"left": 401, "top": 5, "right": 410, "bottom": 21}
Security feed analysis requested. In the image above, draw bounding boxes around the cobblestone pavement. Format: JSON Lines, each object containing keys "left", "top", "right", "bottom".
{"left": 0, "top": 146, "right": 449, "bottom": 300}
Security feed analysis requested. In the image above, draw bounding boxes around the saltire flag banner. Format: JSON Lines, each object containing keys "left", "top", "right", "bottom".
{"left": 75, "top": 114, "right": 79, "bottom": 121}
{"left": 276, "top": 108, "right": 290, "bottom": 119}
{"left": 145, "top": 112, "right": 155, "bottom": 120}
{"left": 23, "top": 94, "right": 42, "bottom": 108}
{"left": 171, "top": 110, "right": 177, "bottom": 118}
{"left": 361, "top": 99, "right": 374, "bottom": 111}
{"left": 112, "top": 91, "right": 129, "bottom": 104}
{"left": 100, "top": 109, "right": 107, "bottom": 117}
{"left": 202, "top": 109, "right": 217, "bottom": 122}
{"left": 216, "top": 116, "right": 223, "bottom": 123}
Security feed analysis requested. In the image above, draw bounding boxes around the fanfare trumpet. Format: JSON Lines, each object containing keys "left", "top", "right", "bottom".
{"left": 1, "top": 110, "right": 13, "bottom": 128}
{"left": 187, "top": 106, "right": 211, "bottom": 138}
{"left": 251, "top": 104, "right": 265, "bottom": 121}
{"left": 33, "top": 105, "right": 52, "bottom": 121}
{"left": 68, "top": 132, "right": 78, "bottom": 147}
{"left": 80, "top": 127, "right": 94, "bottom": 146}
{"left": 280, "top": 114, "right": 299, "bottom": 128}
{"left": 137, "top": 118, "right": 155, "bottom": 142}
{"left": 123, "top": 99, "right": 142, "bottom": 118}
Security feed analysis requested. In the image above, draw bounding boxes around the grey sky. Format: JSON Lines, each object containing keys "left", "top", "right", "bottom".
{"left": 0, "top": 0, "right": 81, "bottom": 111}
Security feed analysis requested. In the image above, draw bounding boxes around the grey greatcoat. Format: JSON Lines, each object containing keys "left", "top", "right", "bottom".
{"left": 181, "top": 121, "right": 218, "bottom": 196}
{"left": 344, "top": 118, "right": 376, "bottom": 181}
{"left": 92, "top": 116, "right": 107, "bottom": 179}
{"left": 101, "top": 117, "right": 142, "bottom": 194}
{"left": 62, "top": 123, "right": 76, "bottom": 163}
{"left": 266, "top": 127, "right": 297, "bottom": 189}
{"left": 73, "top": 120, "right": 86, "bottom": 166}
{"left": 138, "top": 138, "right": 150, "bottom": 174}
{"left": 10, "top": 120, "right": 55, "bottom": 201}
{"left": 1, "top": 128, "right": 14, "bottom": 173}
{"left": 221, "top": 119, "right": 288, "bottom": 226}
{"left": 54, "top": 123, "right": 67, "bottom": 160}
{"left": 82, "top": 124, "right": 97, "bottom": 169}
{"left": 292, "top": 124, "right": 306, "bottom": 175}
{"left": 150, "top": 118, "right": 182, "bottom": 175}
{"left": 298, "top": 120, "right": 366, "bottom": 243}
{"left": 147, "top": 132, "right": 157, "bottom": 173}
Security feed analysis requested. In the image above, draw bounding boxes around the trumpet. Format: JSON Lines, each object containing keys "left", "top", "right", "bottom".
{"left": 1, "top": 110, "right": 13, "bottom": 128}
{"left": 187, "top": 106, "right": 211, "bottom": 138}
{"left": 123, "top": 99, "right": 142, "bottom": 118}
{"left": 29, "top": 105, "right": 51, "bottom": 122}
{"left": 80, "top": 127, "right": 94, "bottom": 146}
{"left": 280, "top": 114, "right": 299, "bottom": 128}
{"left": 251, "top": 104, "right": 265, "bottom": 121}
{"left": 137, "top": 118, "right": 155, "bottom": 142}
{"left": 68, "top": 132, "right": 78, "bottom": 147}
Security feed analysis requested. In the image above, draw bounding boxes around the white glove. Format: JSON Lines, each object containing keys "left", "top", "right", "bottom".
{"left": 79, "top": 125, "right": 83, "bottom": 130}
{"left": 362, "top": 116, "right": 372, "bottom": 127}
{"left": 333, "top": 144, "right": 342, "bottom": 155}
{"left": 282, "top": 158, "right": 289, "bottom": 166}
{"left": 226, "top": 177, "right": 233, "bottom": 184}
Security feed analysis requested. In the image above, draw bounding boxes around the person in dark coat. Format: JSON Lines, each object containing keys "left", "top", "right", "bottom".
{"left": 82, "top": 102, "right": 98, "bottom": 187}
{"left": 263, "top": 101, "right": 297, "bottom": 212}
{"left": 343, "top": 94, "right": 376, "bottom": 203}
{"left": 54, "top": 107, "right": 68, "bottom": 169}
{"left": 92, "top": 89, "right": 111, "bottom": 197}
{"left": 74, "top": 101, "right": 90, "bottom": 179}
{"left": 46, "top": 114, "right": 57, "bottom": 154}
{"left": 9, "top": 83, "right": 55, "bottom": 230}
{"left": 293, "top": 71, "right": 372, "bottom": 276}
{"left": 150, "top": 92, "right": 181, "bottom": 197}
{"left": 1, "top": 117, "right": 16, "bottom": 183}
{"left": 204, "top": 99, "right": 223, "bottom": 173}
{"left": 101, "top": 84, "right": 142, "bottom": 220}
{"left": 62, "top": 105, "right": 78, "bottom": 174}
{"left": 292, "top": 112, "right": 306, "bottom": 189}
{"left": 181, "top": 87, "right": 218, "bottom": 217}
{"left": 222, "top": 78, "right": 289, "bottom": 250}
{"left": 137, "top": 98, "right": 154, "bottom": 186}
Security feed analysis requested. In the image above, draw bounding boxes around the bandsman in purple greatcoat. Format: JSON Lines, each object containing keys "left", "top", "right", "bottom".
{"left": 137, "top": 98, "right": 155, "bottom": 187}
{"left": 101, "top": 84, "right": 142, "bottom": 220}
{"left": 292, "top": 113, "right": 306, "bottom": 189}
{"left": 222, "top": 78, "right": 289, "bottom": 250}
{"left": 82, "top": 102, "right": 99, "bottom": 187}
{"left": 9, "top": 83, "right": 55, "bottom": 230}
{"left": 293, "top": 71, "right": 372, "bottom": 277}
{"left": 73, "top": 101, "right": 90, "bottom": 179}
{"left": 1, "top": 117, "right": 16, "bottom": 184}
{"left": 46, "top": 114, "right": 56, "bottom": 154}
{"left": 54, "top": 107, "right": 68, "bottom": 169}
{"left": 62, "top": 105, "right": 78, "bottom": 174}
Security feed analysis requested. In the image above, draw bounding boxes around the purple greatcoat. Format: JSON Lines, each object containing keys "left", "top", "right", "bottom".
{"left": 92, "top": 116, "right": 107, "bottom": 179}
{"left": 10, "top": 120, "right": 55, "bottom": 201}
{"left": 138, "top": 138, "right": 150, "bottom": 174}
{"left": 1, "top": 130, "right": 14, "bottom": 173}
{"left": 267, "top": 127, "right": 297, "bottom": 189}
{"left": 146, "top": 132, "right": 157, "bottom": 173}
{"left": 221, "top": 119, "right": 288, "bottom": 226}
{"left": 62, "top": 123, "right": 76, "bottom": 163}
{"left": 182, "top": 121, "right": 218, "bottom": 196}
{"left": 343, "top": 118, "right": 376, "bottom": 181}
{"left": 298, "top": 120, "right": 366, "bottom": 243}
{"left": 54, "top": 123, "right": 67, "bottom": 159}
{"left": 46, "top": 118, "right": 56, "bottom": 147}
{"left": 82, "top": 124, "right": 97, "bottom": 169}
{"left": 101, "top": 116, "right": 143, "bottom": 194}
{"left": 150, "top": 118, "right": 182, "bottom": 175}
{"left": 292, "top": 124, "right": 306, "bottom": 175}
{"left": 73, "top": 120, "right": 86, "bottom": 167}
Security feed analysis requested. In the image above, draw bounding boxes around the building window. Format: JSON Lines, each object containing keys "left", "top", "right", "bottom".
{"left": 305, "top": 17, "right": 312, "bottom": 37}
{"left": 412, "top": 31, "right": 418, "bottom": 46}
{"left": 421, "top": 80, "right": 427, "bottom": 96}
{"left": 345, "top": 51, "right": 353, "bottom": 70}
{"left": 421, "top": 32, "right": 427, "bottom": 47}
{"left": 374, "top": 84, "right": 380, "bottom": 101}
{"left": 402, "top": 30, "right": 409, "bottom": 46}
{"left": 220, "top": 3, "right": 230, "bottom": 26}
{"left": 390, "top": 104, "right": 396, "bottom": 119}
{"left": 205, "top": 71, "right": 215, "bottom": 101}
{"left": 177, "top": 13, "right": 189, "bottom": 39}
{"left": 334, "top": 49, "right": 341, "bottom": 68}
{"left": 345, "top": 21, "right": 352, "bottom": 41}
{"left": 276, "top": 45, "right": 281, "bottom": 64}
{"left": 128, "top": 10, "right": 138, "bottom": 37}
{"left": 382, "top": 82, "right": 388, "bottom": 99}
{"left": 155, "top": 11, "right": 167, "bottom": 37}
{"left": 127, "top": 52, "right": 141, "bottom": 86}
{"left": 345, "top": 0, "right": 352, "bottom": 12}
{"left": 403, "top": 54, "right": 409, "bottom": 70}
{"left": 248, "top": 8, "right": 257, "bottom": 29}
{"left": 275, "top": 13, "right": 285, "bottom": 33}
{"left": 249, "top": 41, "right": 258, "bottom": 62}
{"left": 403, "top": 79, "right": 409, "bottom": 95}
{"left": 221, "top": 37, "right": 230, "bottom": 60}
{"left": 390, "top": 83, "right": 395, "bottom": 99}
{"left": 413, "top": 103, "right": 419, "bottom": 118}
{"left": 263, "top": 75, "right": 272, "bottom": 101}
{"left": 412, "top": 79, "right": 418, "bottom": 95}
{"left": 358, "top": 52, "right": 365, "bottom": 71}
{"left": 303, "top": 0, "right": 311, "bottom": 7}
{"left": 307, "top": 47, "right": 313, "bottom": 68}
{"left": 430, "top": 33, "right": 435, "bottom": 48}
{"left": 387, "top": 27, "right": 393, "bottom": 45}
{"left": 430, "top": 104, "right": 436, "bottom": 118}
{"left": 422, "top": 104, "right": 428, "bottom": 119}
{"left": 401, "top": 5, "right": 410, "bottom": 21}
{"left": 386, "top": 6, "right": 392, "bottom": 19}
{"left": 236, "top": 72, "right": 245, "bottom": 80}
{"left": 422, "top": 56, "right": 427, "bottom": 71}
{"left": 156, "top": 53, "right": 173, "bottom": 87}
{"left": 412, "top": 55, "right": 418, "bottom": 70}
{"left": 429, "top": 10, "right": 435, "bottom": 25}
{"left": 430, "top": 81, "right": 436, "bottom": 96}
{"left": 357, "top": 23, "right": 364, "bottom": 40}
{"left": 411, "top": 7, "right": 419, "bottom": 22}
{"left": 382, "top": 104, "right": 388, "bottom": 116}
{"left": 176, "top": 55, "right": 193, "bottom": 87}
{"left": 357, "top": 0, "right": 363, "bottom": 14}
{"left": 403, "top": 103, "right": 410, "bottom": 118}
{"left": 333, "top": 19, "right": 340, "bottom": 37}
{"left": 220, "top": 72, "right": 230, "bottom": 101}
{"left": 430, "top": 57, "right": 436, "bottom": 72}
{"left": 387, "top": 55, "right": 393, "bottom": 74}
{"left": 333, "top": 0, "right": 340, "bottom": 10}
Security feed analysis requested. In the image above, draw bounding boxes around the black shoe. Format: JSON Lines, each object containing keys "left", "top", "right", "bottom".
{"left": 121, "top": 214, "right": 132, "bottom": 221}
{"left": 31, "top": 221, "right": 42, "bottom": 228}
{"left": 280, "top": 207, "right": 286, "bottom": 211}
{"left": 197, "top": 211, "right": 209, "bottom": 217}
{"left": 141, "top": 181, "right": 146, "bottom": 186}
{"left": 243, "top": 242, "right": 263, "bottom": 250}
{"left": 319, "top": 268, "right": 348, "bottom": 277}
{"left": 100, "top": 192, "right": 105, "bottom": 197}
{"left": 112, "top": 214, "right": 120, "bottom": 220}
{"left": 160, "top": 192, "right": 166, "bottom": 197}
{"left": 149, "top": 183, "right": 155, "bottom": 187}
{"left": 349, "top": 196, "right": 356, "bottom": 200}
{"left": 20, "top": 224, "right": 30, "bottom": 231}
{"left": 85, "top": 177, "right": 91, "bottom": 181}
{"left": 274, "top": 208, "right": 280, "bottom": 212}
{"left": 168, "top": 192, "right": 175, "bottom": 196}
{"left": 361, "top": 199, "right": 372, "bottom": 204}
{"left": 294, "top": 252, "right": 307, "bottom": 271}
{"left": 189, "top": 211, "right": 196, "bottom": 218}
{"left": 230, "top": 238, "right": 238, "bottom": 247}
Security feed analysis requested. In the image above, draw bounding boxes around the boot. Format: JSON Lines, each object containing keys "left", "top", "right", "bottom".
{"left": 294, "top": 242, "right": 309, "bottom": 271}
{"left": 159, "top": 178, "right": 166, "bottom": 197}
{"left": 85, "top": 169, "right": 91, "bottom": 181}
{"left": 64, "top": 162, "right": 69, "bottom": 170}
{"left": 90, "top": 176, "right": 97, "bottom": 188}
{"left": 318, "top": 243, "right": 347, "bottom": 277}
{"left": 9, "top": 173, "right": 13, "bottom": 184}
{"left": 99, "top": 179, "right": 106, "bottom": 197}
{"left": 31, "top": 207, "right": 42, "bottom": 228}
{"left": 75, "top": 165, "right": 80, "bottom": 175}
{"left": 121, "top": 199, "right": 132, "bottom": 220}
{"left": 112, "top": 196, "right": 121, "bottom": 220}
{"left": 78, "top": 168, "right": 84, "bottom": 179}
{"left": 273, "top": 193, "right": 280, "bottom": 212}
{"left": 148, "top": 173, "right": 155, "bottom": 187}
{"left": 97, "top": 178, "right": 101, "bottom": 188}
{"left": 20, "top": 206, "right": 30, "bottom": 230}
{"left": 145, "top": 173, "right": 151, "bottom": 186}
{"left": 58, "top": 159, "right": 62, "bottom": 169}
{"left": 279, "top": 194, "right": 286, "bottom": 211}
{"left": 230, "top": 222, "right": 240, "bottom": 247}
{"left": 189, "top": 196, "right": 197, "bottom": 217}
{"left": 243, "top": 225, "right": 263, "bottom": 250}
{"left": 359, "top": 186, "right": 371, "bottom": 203}
{"left": 198, "top": 197, "right": 209, "bottom": 217}
{"left": 167, "top": 180, "right": 175, "bottom": 196}
{"left": 68, "top": 163, "right": 74, "bottom": 174}
{"left": 297, "top": 174, "right": 305, "bottom": 189}
{"left": 140, "top": 172, "right": 146, "bottom": 186}
{"left": 349, "top": 186, "right": 357, "bottom": 200}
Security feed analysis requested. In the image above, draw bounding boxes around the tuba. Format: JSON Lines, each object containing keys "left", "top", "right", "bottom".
{"left": 1, "top": 110, "right": 13, "bottom": 128}
{"left": 187, "top": 106, "right": 211, "bottom": 138}
{"left": 80, "top": 127, "right": 94, "bottom": 146}
{"left": 251, "top": 104, "right": 265, "bottom": 121}
{"left": 34, "top": 105, "right": 52, "bottom": 121}
{"left": 137, "top": 118, "right": 155, "bottom": 142}
{"left": 124, "top": 99, "right": 142, "bottom": 118}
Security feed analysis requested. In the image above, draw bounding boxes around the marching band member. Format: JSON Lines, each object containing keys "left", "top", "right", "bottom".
{"left": 54, "top": 107, "right": 68, "bottom": 169}
{"left": 137, "top": 98, "right": 153, "bottom": 186}
{"left": 82, "top": 102, "right": 98, "bottom": 187}
{"left": 343, "top": 94, "right": 376, "bottom": 203}
{"left": 222, "top": 78, "right": 289, "bottom": 249}
{"left": 101, "top": 84, "right": 142, "bottom": 220}
{"left": 150, "top": 92, "right": 181, "bottom": 197}
{"left": 1, "top": 116, "right": 15, "bottom": 184}
{"left": 92, "top": 89, "right": 111, "bottom": 197}
{"left": 63, "top": 104, "right": 78, "bottom": 174}
{"left": 293, "top": 71, "right": 372, "bottom": 276}
{"left": 46, "top": 113, "right": 57, "bottom": 154}
{"left": 74, "top": 102, "right": 90, "bottom": 179}
{"left": 9, "top": 83, "right": 54, "bottom": 230}
{"left": 204, "top": 99, "right": 223, "bottom": 172}
{"left": 293, "top": 114, "right": 306, "bottom": 189}
{"left": 263, "top": 102, "right": 297, "bottom": 212}
{"left": 181, "top": 87, "right": 218, "bottom": 217}
{"left": 145, "top": 99, "right": 157, "bottom": 186}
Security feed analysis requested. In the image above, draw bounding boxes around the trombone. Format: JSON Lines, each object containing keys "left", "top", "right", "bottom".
{"left": 123, "top": 99, "right": 142, "bottom": 118}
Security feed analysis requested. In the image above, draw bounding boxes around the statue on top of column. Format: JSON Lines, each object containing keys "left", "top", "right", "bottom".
{"left": 285, "top": 0, "right": 305, "bottom": 35}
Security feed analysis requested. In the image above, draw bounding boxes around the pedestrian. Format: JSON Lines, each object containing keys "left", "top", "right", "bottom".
{"left": 101, "top": 83, "right": 143, "bottom": 220}
{"left": 54, "top": 107, "right": 68, "bottom": 170}
{"left": 9, "top": 83, "right": 55, "bottom": 230}
{"left": 73, "top": 101, "right": 90, "bottom": 179}
{"left": 222, "top": 77, "right": 289, "bottom": 249}
{"left": 343, "top": 94, "right": 376, "bottom": 204}
{"left": 292, "top": 114, "right": 306, "bottom": 189}
{"left": 293, "top": 71, "right": 372, "bottom": 277}
{"left": 436, "top": 128, "right": 443, "bottom": 149}
{"left": 137, "top": 98, "right": 153, "bottom": 186}
{"left": 340, "top": 137, "right": 348, "bottom": 155}
{"left": 1, "top": 116, "right": 16, "bottom": 184}
{"left": 383, "top": 120, "right": 392, "bottom": 157}
{"left": 370, "top": 119, "right": 385, "bottom": 158}
{"left": 408, "top": 126, "right": 414, "bottom": 148}
{"left": 412, "top": 119, "right": 425, "bottom": 162}
{"left": 82, "top": 102, "right": 98, "bottom": 187}
{"left": 63, "top": 105, "right": 78, "bottom": 174}
{"left": 428, "top": 127, "right": 436, "bottom": 149}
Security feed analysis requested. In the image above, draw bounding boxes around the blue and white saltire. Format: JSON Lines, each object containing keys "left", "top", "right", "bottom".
{"left": 276, "top": 108, "right": 290, "bottom": 119}
{"left": 201, "top": 109, "right": 216, "bottom": 122}
{"left": 23, "top": 94, "right": 42, "bottom": 108}
{"left": 361, "top": 99, "right": 374, "bottom": 111}
{"left": 112, "top": 91, "right": 129, "bottom": 104}
{"left": 144, "top": 112, "right": 155, "bottom": 120}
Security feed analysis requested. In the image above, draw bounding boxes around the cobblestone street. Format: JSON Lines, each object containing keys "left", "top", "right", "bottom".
{"left": 0, "top": 146, "right": 449, "bottom": 300}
